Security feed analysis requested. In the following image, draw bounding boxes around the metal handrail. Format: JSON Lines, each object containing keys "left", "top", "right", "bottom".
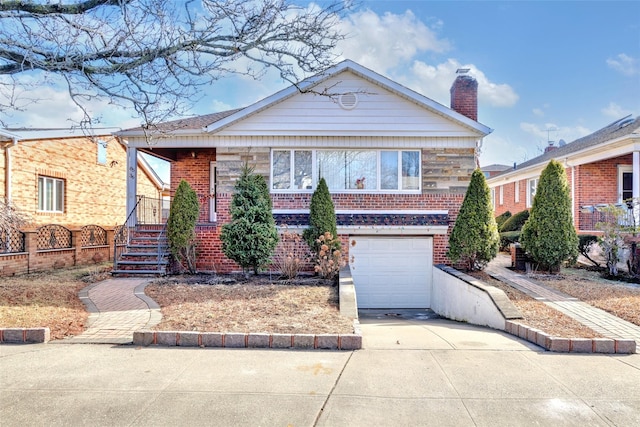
{"left": 113, "top": 195, "right": 144, "bottom": 269}
{"left": 157, "top": 221, "right": 169, "bottom": 273}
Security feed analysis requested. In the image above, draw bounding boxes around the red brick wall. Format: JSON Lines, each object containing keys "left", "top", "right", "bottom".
{"left": 170, "top": 149, "right": 216, "bottom": 222}
{"left": 492, "top": 155, "right": 632, "bottom": 230}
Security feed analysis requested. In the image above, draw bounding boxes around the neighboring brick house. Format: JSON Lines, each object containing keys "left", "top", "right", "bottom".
{"left": 118, "top": 60, "right": 492, "bottom": 308}
{"left": 486, "top": 116, "right": 640, "bottom": 233}
{"left": 481, "top": 164, "right": 511, "bottom": 179}
{"left": 0, "top": 128, "right": 167, "bottom": 229}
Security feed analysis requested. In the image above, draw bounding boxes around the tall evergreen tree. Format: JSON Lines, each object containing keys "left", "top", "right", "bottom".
{"left": 220, "top": 165, "right": 278, "bottom": 275}
{"left": 167, "top": 179, "right": 200, "bottom": 273}
{"left": 303, "top": 178, "right": 338, "bottom": 252}
{"left": 520, "top": 160, "right": 579, "bottom": 272}
{"left": 447, "top": 169, "right": 500, "bottom": 271}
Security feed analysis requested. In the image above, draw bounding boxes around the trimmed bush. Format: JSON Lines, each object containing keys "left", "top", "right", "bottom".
{"left": 167, "top": 179, "right": 200, "bottom": 273}
{"left": 447, "top": 169, "right": 500, "bottom": 271}
{"left": 303, "top": 178, "right": 338, "bottom": 253}
{"left": 220, "top": 165, "right": 278, "bottom": 275}
{"left": 520, "top": 160, "right": 579, "bottom": 272}
{"left": 495, "top": 211, "right": 512, "bottom": 229}
{"left": 500, "top": 209, "right": 529, "bottom": 232}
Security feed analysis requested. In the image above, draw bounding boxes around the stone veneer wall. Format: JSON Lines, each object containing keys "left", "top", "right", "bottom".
{"left": 177, "top": 146, "right": 475, "bottom": 273}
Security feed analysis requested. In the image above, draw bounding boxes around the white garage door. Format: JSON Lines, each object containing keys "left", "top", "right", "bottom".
{"left": 349, "top": 236, "right": 433, "bottom": 309}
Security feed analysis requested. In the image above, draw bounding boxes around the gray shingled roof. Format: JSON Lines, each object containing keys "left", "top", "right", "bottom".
{"left": 513, "top": 115, "right": 640, "bottom": 171}
{"left": 481, "top": 164, "right": 511, "bottom": 172}
{"left": 123, "top": 108, "right": 244, "bottom": 132}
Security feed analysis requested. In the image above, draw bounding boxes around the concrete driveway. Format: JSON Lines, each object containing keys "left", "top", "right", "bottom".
{"left": 2, "top": 314, "right": 640, "bottom": 426}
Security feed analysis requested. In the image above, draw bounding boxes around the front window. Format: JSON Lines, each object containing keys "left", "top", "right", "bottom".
{"left": 38, "top": 176, "right": 64, "bottom": 212}
{"left": 271, "top": 149, "right": 420, "bottom": 192}
{"left": 527, "top": 177, "right": 538, "bottom": 208}
{"left": 272, "top": 150, "right": 312, "bottom": 190}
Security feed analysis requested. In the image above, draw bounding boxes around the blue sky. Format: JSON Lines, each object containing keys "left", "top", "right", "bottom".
{"left": 5, "top": 1, "right": 639, "bottom": 180}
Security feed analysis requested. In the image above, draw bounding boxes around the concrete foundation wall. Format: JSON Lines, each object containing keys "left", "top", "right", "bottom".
{"left": 431, "top": 265, "right": 522, "bottom": 330}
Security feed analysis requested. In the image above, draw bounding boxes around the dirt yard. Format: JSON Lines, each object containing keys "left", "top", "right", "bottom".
{"left": 471, "top": 267, "right": 640, "bottom": 338}
{"left": 0, "top": 264, "right": 111, "bottom": 340}
{"left": 145, "top": 275, "right": 355, "bottom": 334}
{"left": 2, "top": 263, "right": 639, "bottom": 341}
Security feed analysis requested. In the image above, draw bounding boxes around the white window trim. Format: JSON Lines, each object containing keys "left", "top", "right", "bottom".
{"left": 526, "top": 177, "right": 538, "bottom": 208}
{"left": 271, "top": 148, "right": 421, "bottom": 194}
{"left": 618, "top": 165, "right": 632, "bottom": 203}
{"left": 38, "top": 176, "right": 65, "bottom": 213}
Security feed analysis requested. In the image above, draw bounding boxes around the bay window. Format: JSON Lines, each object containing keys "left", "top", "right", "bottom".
{"left": 271, "top": 149, "right": 421, "bottom": 192}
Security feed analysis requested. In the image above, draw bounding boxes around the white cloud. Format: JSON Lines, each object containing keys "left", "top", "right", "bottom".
{"left": 405, "top": 59, "right": 519, "bottom": 108}
{"left": 520, "top": 122, "right": 591, "bottom": 145}
{"left": 532, "top": 108, "right": 544, "bottom": 117}
{"left": 336, "top": 9, "right": 451, "bottom": 73}
{"left": 606, "top": 53, "right": 639, "bottom": 76}
{"left": 479, "top": 134, "right": 525, "bottom": 167}
{"left": 601, "top": 102, "right": 634, "bottom": 119}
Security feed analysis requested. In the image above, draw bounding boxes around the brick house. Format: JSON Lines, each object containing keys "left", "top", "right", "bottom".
{"left": 486, "top": 116, "right": 640, "bottom": 233}
{"left": 0, "top": 128, "right": 167, "bottom": 229}
{"left": 117, "top": 60, "right": 492, "bottom": 308}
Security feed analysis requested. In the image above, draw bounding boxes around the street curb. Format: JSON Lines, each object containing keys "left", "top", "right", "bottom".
{"left": 505, "top": 320, "right": 636, "bottom": 354}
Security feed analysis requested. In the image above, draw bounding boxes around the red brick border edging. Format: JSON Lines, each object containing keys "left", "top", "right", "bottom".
{"left": 0, "top": 328, "right": 50, "bottom": 344}
{"left": 505, "top": 321, "right": 636, "bottom": 354}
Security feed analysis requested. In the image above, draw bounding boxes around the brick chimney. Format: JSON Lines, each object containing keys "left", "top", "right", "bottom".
{"left": 450, "top": 69, "right": 478, "bottom": 121}
{"left": 544, "top": 143, "right": 557, "bottom": 153}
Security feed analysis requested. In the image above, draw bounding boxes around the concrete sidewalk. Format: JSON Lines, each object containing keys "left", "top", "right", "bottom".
{"left": 2, "top": 318, "right": 640, "bottom": 426}
{"left": 485, "top": 254, "right": 640, "bottom": 346}
{"left": 62, "top": 278, "right": 161, "bottom": 344}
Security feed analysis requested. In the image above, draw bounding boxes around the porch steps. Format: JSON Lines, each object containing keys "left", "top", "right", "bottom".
{"left": 112, "top": 226, "right": 169, "bottom": 277}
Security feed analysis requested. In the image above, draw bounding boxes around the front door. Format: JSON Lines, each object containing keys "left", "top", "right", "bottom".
{"left": 619, "top": 166, "right": 632, "bottom": 203}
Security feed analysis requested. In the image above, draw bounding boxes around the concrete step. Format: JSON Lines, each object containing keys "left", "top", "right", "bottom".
{"left": 111, "top": 269, "right": 166, "bottom": 277}
{"left": 117, "top": 260, "right": 169, "bottom": 265}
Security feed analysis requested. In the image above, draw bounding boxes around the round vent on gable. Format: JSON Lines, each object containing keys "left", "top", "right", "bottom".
{"left": 338, "top": 92, "right": 358, "bottom": 110}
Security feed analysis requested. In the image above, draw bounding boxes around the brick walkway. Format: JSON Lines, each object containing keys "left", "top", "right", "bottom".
{"left": 62, "top": 278, "right": 161, "bottom": 344}
{"left": 485, "top": 254, "right": 640, "bottom": 345}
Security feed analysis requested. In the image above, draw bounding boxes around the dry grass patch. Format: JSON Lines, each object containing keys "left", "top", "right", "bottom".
{"left": 145, "top": 275, "right": 354, "bottom": 334}
{"left": 0, "top": 264, "right": 111, "bottom": 340}
{"left": 535, "top": 268, "right": 640, "bottom": 327}
{"left": 471, "top": 271, "right": 604, "bottom": 338}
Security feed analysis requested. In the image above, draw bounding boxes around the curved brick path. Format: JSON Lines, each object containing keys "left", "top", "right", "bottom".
{"left": 486, "top": 254, "right": 640, "bottom": 346}
{"left": 63, "top": 278, "right": 161, "bottom": 344}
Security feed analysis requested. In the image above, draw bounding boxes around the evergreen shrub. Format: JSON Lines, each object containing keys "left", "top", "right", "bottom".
{"left": 220, "top": 165, "right": 278, "bottom": 276}
{"left": 167, "top": 179, "right": 200, "bottom": 273}
{"left": 520, "top": 160, "right": 578, "bottom": 272}
{"left": 447, "top": 169, "right": 500, "bottom": 271}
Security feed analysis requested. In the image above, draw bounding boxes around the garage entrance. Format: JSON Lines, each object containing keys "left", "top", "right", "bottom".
{"left": 348, "top": 236, "right": 433, "bottom": 308}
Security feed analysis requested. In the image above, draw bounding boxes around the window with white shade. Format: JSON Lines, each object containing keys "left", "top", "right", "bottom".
{"left": 271, "top": 149, "right": 421, "bottom": 192}
{"left": 38, "top": 176, "right": 64, "bottom": 212}
{"left": 527, "top": 177, "right": 538, "bottom": 208}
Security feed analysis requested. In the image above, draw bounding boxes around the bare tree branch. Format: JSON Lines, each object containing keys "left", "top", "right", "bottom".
{"left": 0, "top": 0, "right": 348, "bottom": 129}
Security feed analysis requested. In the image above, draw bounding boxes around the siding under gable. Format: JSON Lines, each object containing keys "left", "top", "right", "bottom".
{"left": 213, "top": 71, "right": 482, "bottom": 138}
